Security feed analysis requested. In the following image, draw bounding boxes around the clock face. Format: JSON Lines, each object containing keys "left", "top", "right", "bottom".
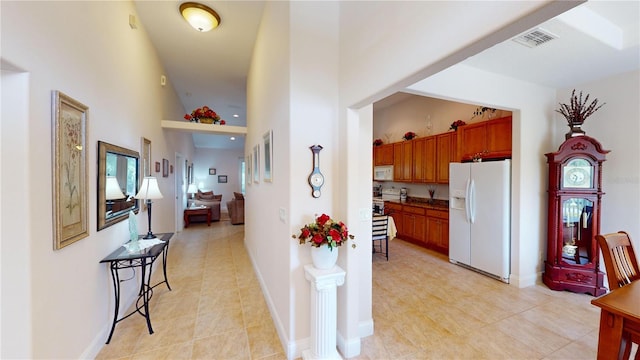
{"left": 562, "top": 158, "right": 593, "bottom": 188}
{"left": 310, "top": 173, "right": 324, "bottom": 187}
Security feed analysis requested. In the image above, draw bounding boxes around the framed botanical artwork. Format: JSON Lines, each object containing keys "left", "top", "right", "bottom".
{"left": 246, "top": 155, "right": 252, "bottom": 186}
{"left": 263, "top": 130, "right": 273, "bottom": 182}
{"left": 52, "top": 91, "right": 89, "bottom": 249}
{"left": 218, "top": 175, "right": 228, "bottom": 183}
{"left": 209, "top": 168, "right": 216, "bottom": 175}
{"left": 141, "top": 137, "right": 151, "bottom": 177}
{"left": 253, "top": 145, "right": 260, "bottom": 183}
{"left": 162, "top": 158, "right": 169, "bottom": 177}
{"left": 155, "top": 162, "right": 161, "bottom": 173}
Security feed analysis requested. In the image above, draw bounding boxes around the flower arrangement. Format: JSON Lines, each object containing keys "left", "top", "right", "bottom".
{"left": 373, "top": 138, "right": 384, "bottom": 146}
{"left": 184, "top": 106, "right": 226, "bottom": 125}
{"left": 472, "top": 150, "right": 488, "bottom": 162}
{"left": 403, "top": 131, "right": 417, "bottom": 141}
{"left": 556, "top": 89, "right": 605, "bottom": 125}
{"left": 449, "top": 120, "right": 466, "bottom": 131}
{"left": 293, "top": 213, "right": 354, "bottom": 250}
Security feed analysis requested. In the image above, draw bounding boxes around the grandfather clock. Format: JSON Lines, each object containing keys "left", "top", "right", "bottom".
{"left": 543, "top": 135, "right": 609, "bottom": 296}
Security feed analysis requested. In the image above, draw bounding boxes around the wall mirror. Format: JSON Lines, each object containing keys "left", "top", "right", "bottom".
{"left": 97, "top": 141, "right": 140, "bottom": 231}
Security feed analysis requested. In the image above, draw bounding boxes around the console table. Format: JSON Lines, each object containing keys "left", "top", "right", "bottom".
{"left": 184, "top": 206, "right": 212, "bottom": 227}
{"left": 100, "top": 232, "right": 173, "bottom": 344}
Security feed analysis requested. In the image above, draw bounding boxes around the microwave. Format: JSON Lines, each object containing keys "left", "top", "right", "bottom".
{"left": 374, "top": 165, "right": 394, "bottom": 181}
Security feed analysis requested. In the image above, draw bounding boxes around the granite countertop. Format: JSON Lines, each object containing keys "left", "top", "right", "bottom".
{"left": 384, "top": 197, "right": 449, "bottom": 210}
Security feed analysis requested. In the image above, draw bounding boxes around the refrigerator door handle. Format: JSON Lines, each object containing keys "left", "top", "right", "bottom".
{"left": 469, "top": 179, "right": 476, "bottom": 224}
{"left": 465, "top": 178, "right": 472, "bottom": 223}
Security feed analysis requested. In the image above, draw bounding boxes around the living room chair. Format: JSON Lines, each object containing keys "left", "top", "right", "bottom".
{"left": 595, "top": 231, "right": 640, "bottom": 360}
{"left": 227, "top": 192, "right": 245, "bottom": 225}
{"left": 372, "top": 215, "right": 389, "bottom": 261}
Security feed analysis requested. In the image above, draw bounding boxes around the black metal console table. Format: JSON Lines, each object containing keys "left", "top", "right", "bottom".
{"left": 100, "top": 232, "right": 173, "bottom": 344}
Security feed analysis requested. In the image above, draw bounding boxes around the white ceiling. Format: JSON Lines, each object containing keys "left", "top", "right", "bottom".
{"left": 134, "top": 1, "right": 639, "bottom": 149}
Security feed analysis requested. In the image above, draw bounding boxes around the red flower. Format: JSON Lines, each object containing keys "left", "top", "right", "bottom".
{"left": 220, "top": 119, "right": 226, "bottom": 125}
{"left": 317, "top": 213, "right": 331, "bottom": 226}
{"left": 312, "top": 233, "right": 324, "bottom": 244}
{"left": 301, "top": 228, "right": 311, "bottom": 238}
{"left": 329, "top": 229, "right": 341, "bottom": 241}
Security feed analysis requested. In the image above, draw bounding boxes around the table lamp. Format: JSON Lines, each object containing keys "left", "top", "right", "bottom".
{"left": 187, "top": 183, "right": 197, "bottom": 207}
{"left": 134, "top": 177, "right": 163, "bottom": 239}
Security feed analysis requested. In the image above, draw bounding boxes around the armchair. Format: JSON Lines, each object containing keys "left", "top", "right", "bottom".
{"left": 227, "top": 192, "right": 245, "bottom": 225}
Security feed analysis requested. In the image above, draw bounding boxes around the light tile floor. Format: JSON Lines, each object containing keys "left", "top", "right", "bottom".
{"left": 97, "top": 219, "right": 626, "bottom": 359}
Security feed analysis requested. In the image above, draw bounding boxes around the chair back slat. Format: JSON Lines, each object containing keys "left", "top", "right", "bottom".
{"left": 596, "top": 231, "right": 640, "bottom": 290}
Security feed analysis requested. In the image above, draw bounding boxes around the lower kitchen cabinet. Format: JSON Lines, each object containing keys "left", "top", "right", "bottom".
{"left": 402, "top": 205, "right": 426, "bottom": 244}
{"left": 385, "top": 202, "right": 403, "bottom": 237}
{"left": 426, "top": 209, "right": 449, "bottom": 254}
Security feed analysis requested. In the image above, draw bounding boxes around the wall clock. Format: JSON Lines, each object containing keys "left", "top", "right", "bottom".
{"left": 308, "top": 145, "right": 324, "bottom": 198}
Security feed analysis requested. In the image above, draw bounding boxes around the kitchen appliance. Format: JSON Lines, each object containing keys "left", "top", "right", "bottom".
{"left": 374, "top": 165, "right": 394, "bottom": 181}
{"left": 400, "top": 188, "right": 407, "bottom": 202}
{"left": 381, "top": 188, "right": 400, "bottom": 201}
{"left": 372, "top": 184, "right": 382, "bottom": 198}
{"left": 449, "top": 160, "right": 511, "bottom": 283}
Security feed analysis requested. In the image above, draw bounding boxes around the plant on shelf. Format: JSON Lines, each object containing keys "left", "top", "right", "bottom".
{"left": 402, "top": 131, "right": 417, "bottom": 141}
{"left": 471, "top": 106, "right": 496, "bottom": 120}
{"left": 373, "top": 138, "right": 384, "bottom": 146}
{"left": 184, "top": 106, "right": 226, "bottom": 125}
{"left": 556, "top": 89, "right": 605, "bottom": 138}
{"left": 293, "top": 213, "right": 354, "bottom": 251}
{"left": 449, "top": 120, "right": 466, "bottom": 131}
{"left": 472, "top": 150, "right": 489, "bottom": 162}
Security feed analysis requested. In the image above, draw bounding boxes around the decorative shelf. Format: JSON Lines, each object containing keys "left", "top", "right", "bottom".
{"left": 161, "top": 120, "right": 247, "bottom": 135}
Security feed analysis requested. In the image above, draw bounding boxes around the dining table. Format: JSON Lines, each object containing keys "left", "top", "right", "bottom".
{"left": 591, "top": 280, "right": 640, "bottom": 360}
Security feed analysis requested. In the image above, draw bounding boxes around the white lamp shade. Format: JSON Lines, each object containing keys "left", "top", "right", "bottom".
{"left": 180, "top": 3, "right": 220, "bottom": 32}
{"left": 187, "top": 183, "right": 197, "bottom": 194}
{"left": 105, "top": 176, "right": 125, "bottom": 200}
{"left": 135, "top": 177, "right": 163, "bottom": 200}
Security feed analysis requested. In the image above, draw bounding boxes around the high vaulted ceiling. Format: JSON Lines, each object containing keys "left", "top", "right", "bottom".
{"left": 134, "top": 1, "right": 639, "bottom": 149}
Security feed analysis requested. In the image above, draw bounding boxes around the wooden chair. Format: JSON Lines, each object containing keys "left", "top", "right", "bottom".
{"left": 595, "top": 231, "right": 640, "bottom": 360}
{"left": 596, "top": 231, "right": 640, "bottom": 290}
{"left": 372, "top": 215, "right": 389, "bottom": 261}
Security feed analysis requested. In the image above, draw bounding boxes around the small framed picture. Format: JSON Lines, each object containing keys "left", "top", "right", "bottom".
{"left": 162, "top": 158, "right": 169, "bottom": 177}
{"left": 209, "top": 168, "right": 216, "bottom": 175}
{"left": 218, "top": 175, "right": 228, "bottom": 183}
{"left": 155, "top": 162, "right": 161, "bottom": 173}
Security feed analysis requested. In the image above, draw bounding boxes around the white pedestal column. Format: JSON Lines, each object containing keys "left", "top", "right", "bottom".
{"left": 302, "top": 264, "right": 346, "bottom": 360}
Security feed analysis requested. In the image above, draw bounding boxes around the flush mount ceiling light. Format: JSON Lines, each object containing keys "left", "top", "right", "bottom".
{"left": 180, "top": 2, "right": 221, "bottom": 32}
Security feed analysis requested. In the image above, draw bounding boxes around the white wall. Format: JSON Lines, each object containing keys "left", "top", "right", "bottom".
{"left": 193, "top": 148, "right": 244, "bottom": 210}
{"left": 0, "top": 2, "right": 192, "bottom": 358}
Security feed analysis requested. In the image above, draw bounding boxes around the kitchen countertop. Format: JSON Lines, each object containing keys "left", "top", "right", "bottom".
{"left": 384, "top": 197, "right": 449, "bottom": 210}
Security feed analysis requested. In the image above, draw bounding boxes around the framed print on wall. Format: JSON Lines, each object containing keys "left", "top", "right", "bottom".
{"left": 141, "top": 137, "right": 151, "bottom": 177}
{"left": 246, "top": 155, "right": 252, "bottom": 186}
{"left": 52, "top": 91, "right": 89, "bottom": 250}
{"left": 218, "top": 175, "right": 228, "bottom": 183}
{"left": 209, "top": 168, "right": 216, "bottom": 175}
{"left": 253, "top": 145, "right": 260, "bottom": 183}
{"left": 155, "top": 161, "right": 161, "bottom": 173}
{"left": 263, "top": 130, "right": 273, "bottom": 182}
{"left": 163, "top": 158, "right": 169, "bottom": 177}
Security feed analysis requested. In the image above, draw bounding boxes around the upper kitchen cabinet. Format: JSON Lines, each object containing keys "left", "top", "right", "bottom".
{"left": 412, "top": 136, "right": 436, "bottom": 183}
{"left": 458, "top": 116, "right": 512, "bottom": 161}
{"left": 393, "top": 141, "right": 413, "bottom": 182}
{"left": 436, "top": 132, "right": 457, "bottom": 183}
{"left": 374, "top": 143, "right": 394, "bottom": 166}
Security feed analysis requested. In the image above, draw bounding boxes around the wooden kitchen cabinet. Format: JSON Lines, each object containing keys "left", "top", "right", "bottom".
{"left": 374, "top": 144, "right": 394, "bottom": 166}
{"left": 426, "top": 209, "right": 449, "bottom": 254}
{"left": 412, "top": 137, "right": 436, "bottom": 183}
{"left": 458, "top": 116, "right": 512, "bottom": 161}
{"left": 393, "top": 141, "right": 413, "bottom": 182}
{"left": 402, "top": 205, "right": 426, "bottom": 244}
{"left": 385, "top": 202, "right": 403, "bottom": 236}
{"left": 436, "top": 132, "right": 456, "bottom": 183}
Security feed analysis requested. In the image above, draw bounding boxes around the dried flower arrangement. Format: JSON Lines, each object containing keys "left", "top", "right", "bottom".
{"left": 556, "top": 89, "right": 605, "bottom": 138}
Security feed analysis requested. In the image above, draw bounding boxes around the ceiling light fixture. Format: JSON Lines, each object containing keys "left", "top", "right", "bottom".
{"left": 230, "top": 137, "right": 236, "bottom": 141}
{"left": 180, "top": 2, "right": 221, "bottom": 32}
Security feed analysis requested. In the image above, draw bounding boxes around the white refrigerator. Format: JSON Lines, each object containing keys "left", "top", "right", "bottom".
{"left": 449, "top": 160, "right": 511, "bottom": 283}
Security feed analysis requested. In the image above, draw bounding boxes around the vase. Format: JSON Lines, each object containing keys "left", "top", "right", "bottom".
{"left": 199, "top": 117, "right": 215, "bottom": 124}
{"left": 310, "top": 246, "right": 339, "bottom": 270}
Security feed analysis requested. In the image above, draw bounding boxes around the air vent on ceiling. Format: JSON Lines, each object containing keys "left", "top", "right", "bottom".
{"left": 512, "top": 28, "right": 557, "bottom": 48}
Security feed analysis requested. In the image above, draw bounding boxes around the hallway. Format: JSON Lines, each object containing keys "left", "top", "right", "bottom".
{"left": 97, "top": 219, "right": 605, "bottom": 359}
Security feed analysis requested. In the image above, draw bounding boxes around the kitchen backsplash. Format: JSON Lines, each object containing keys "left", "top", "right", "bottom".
{"left": 373, "top": 181, "right": 449, "bottom": 201}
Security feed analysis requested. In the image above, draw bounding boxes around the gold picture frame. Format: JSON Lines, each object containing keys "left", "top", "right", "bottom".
{"left": 141, "top": 137, "right": 151, "bottom": 177}
{"left": 52, "top": 91, "right": 89, "bottom": 249}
